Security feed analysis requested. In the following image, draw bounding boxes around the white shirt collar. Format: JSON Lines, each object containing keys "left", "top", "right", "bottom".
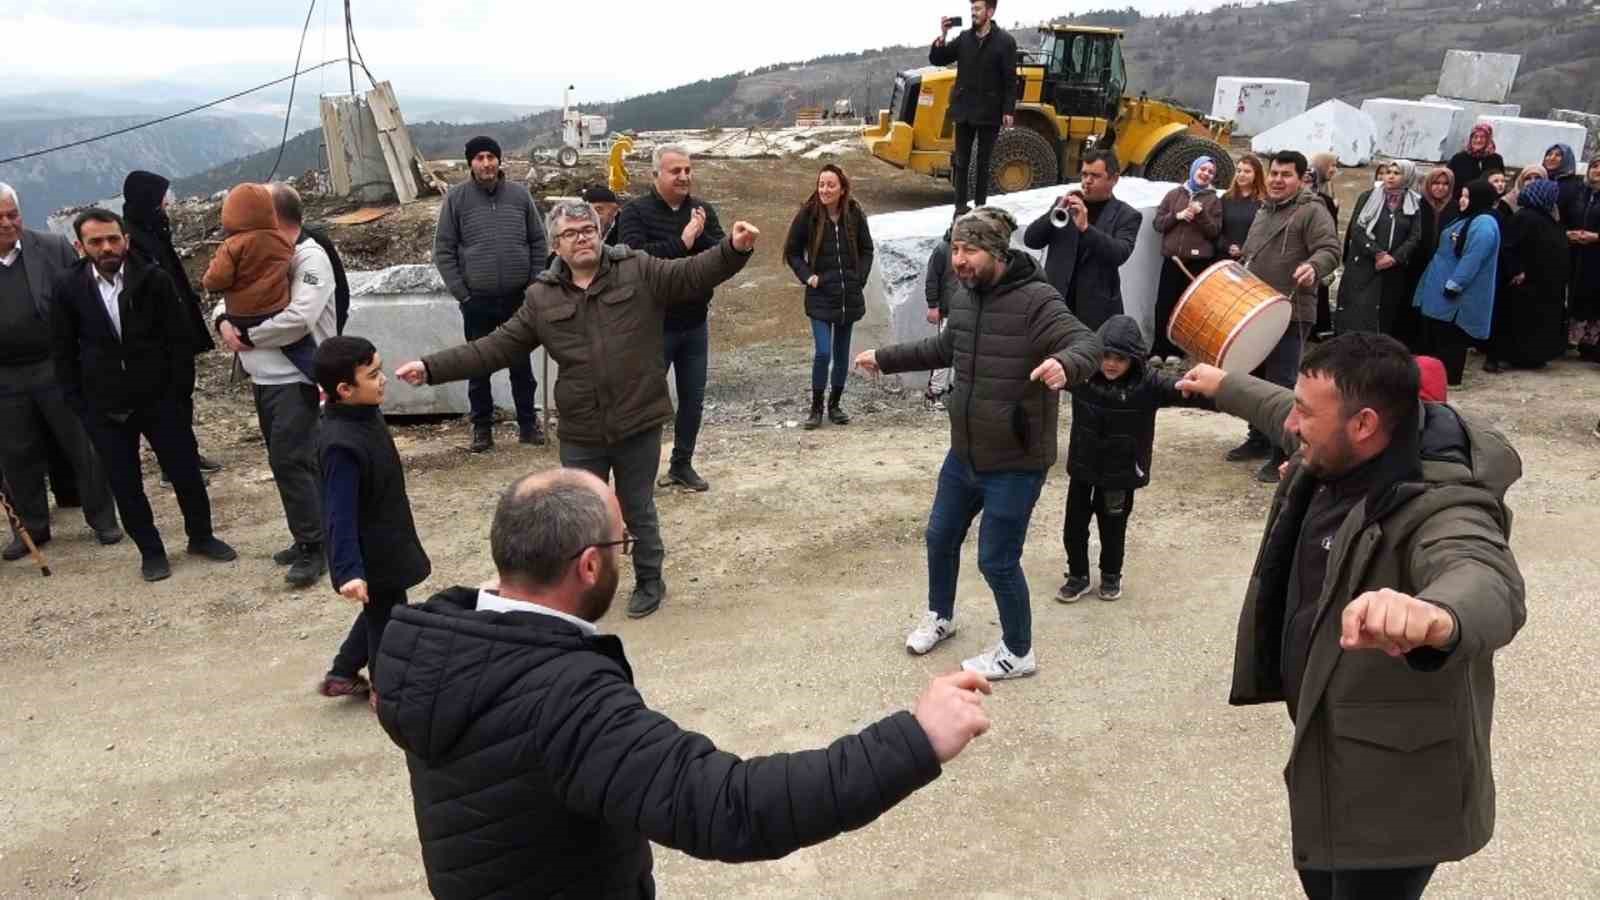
{"left": 476, "top": 589, "right": 598, "bottom": 635}
{"left": 0, "top": 236, "right": 19, "bottom": 268}
{"left": 95, "top": 263, "right": 125, "bottom": 289}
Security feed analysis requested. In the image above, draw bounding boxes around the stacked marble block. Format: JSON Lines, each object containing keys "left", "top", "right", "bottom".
{"left": 1211, "top": 78, "right": 1311, "bottom": 136}
{"left": 1550, "top": 110, "right": 1600, "bottom": 163}
{"left": 1250, "top": 100, "right": 1377, "bottom": 167}
{"left": 343, "top": 265, "right": 558, "bottom": 417}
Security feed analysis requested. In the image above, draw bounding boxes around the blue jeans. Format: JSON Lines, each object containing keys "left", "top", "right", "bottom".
{"left": 925, "top": 450, "right": 1047, "bottom": 657}
{"left": 662, "top": 322, "right": 709, "bottom": 466}
{"left": 809, "top": 317, "right": 854, "bottom": 392}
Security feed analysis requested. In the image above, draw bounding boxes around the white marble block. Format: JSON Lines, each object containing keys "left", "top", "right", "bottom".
{"left": 1550, "top": 109, "right": 1600, "bottom": 162}
{"left": 1211, "top": 78, "right": 1311, "bottom": 136}
{"left": 1362, "top": 99, "right": 1459, "bottom": 162}
{"left": 863, "top": 178, "right": 1179, "bottom": 354}
{"left": 1475, "top": 115, "right": 1589, "bottom": 168}
{"left": 1436, "top": 50, "right": 1521, "bottom": 104}
{"left": 344, "top": 265, "right": 557, "bottom": 417}
{"left": 1421, "top": 94, "right": 1522, "bottom": 157}
{"left": 1251, "top": 100, "right": 1377, "bottom": 167}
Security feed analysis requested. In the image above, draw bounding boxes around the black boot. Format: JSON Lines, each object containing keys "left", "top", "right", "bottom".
{"left": 804, "top": 389, "right": 824, "bottom": 430}
{"left": 827, "top": 387, "right": 850, "bottom": 425}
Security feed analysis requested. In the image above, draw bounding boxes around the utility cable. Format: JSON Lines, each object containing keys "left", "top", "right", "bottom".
{"left": 0, "top": 58, "right": 350, "bottom": 166}
{"left": 265, "top": 0, "right": 321, "bottom": 182}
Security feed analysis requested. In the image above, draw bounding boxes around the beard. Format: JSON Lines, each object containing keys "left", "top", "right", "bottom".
{"left": 577, "top": 554, "right": 620, "bottom": 623}
{"left": 1302, "top": 429, "right": 1356, "bottom": 480}
{"left": 956, "top": 257, "right": 997, "bottom": 290}
{"left": 92, "top": 251, "right": 126, "bottom": 278}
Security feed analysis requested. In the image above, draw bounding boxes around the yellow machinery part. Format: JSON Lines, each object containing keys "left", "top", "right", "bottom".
{"left": 608, "top": 137, "right": 635, "bottom": 194}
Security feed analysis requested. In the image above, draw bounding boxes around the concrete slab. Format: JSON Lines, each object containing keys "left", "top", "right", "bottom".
{"left": 863, "top": 178, "right": 1177, "bottom": 357}
{"left": 1421, "top": 94, "right": 1522, "bottom": 157}
{"left": 1251, "top": 99, "right": 1377, "bottom": 167}
{"left": 1476, "top": 115, "right": 1589, "bottom": 168}
{"left": 344, "top": 265, "right": 557, "bottom": 417}
{"left": 1550, "top": 109, "right": 1600, "bottom": 162}
{"left": 1362, "top": 99, "right": 1458, "bottom": 162}
{"left": 1211, "top": 78, "right": 1310, "bottom": 137}
{"left": 1437, "top": 50, "right": 1521, "bottom": 104}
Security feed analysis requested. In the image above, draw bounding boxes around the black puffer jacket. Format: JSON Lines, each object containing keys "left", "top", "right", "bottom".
{"left": 376, "top": 588, "right": 943, "bottom": 900}
{"left": 876, "top": 252, "right": 1101, "bottom": 472}
{"left": 1065, "top": 315, "right": 1212, "bottom": 489}
{"left": 784, "top": 200, "right": 875, "bottom": 324}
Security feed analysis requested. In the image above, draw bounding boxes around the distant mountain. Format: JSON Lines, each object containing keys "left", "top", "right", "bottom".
{"left": 0, "top": 116, "right": 269, "bottom": 227}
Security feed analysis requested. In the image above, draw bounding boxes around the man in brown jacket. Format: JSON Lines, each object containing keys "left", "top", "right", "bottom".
{"left": 856, "top": 208, "right": 1100, "bottom": 680}
{"left": 1230, "top": 150, "right": 1342, "bottom": 483}
{"left": 1177, "top": 332, "right": 1525, "bottom": 900}
{"left": 397, "top": 201, "right": 760, "bottom": 619}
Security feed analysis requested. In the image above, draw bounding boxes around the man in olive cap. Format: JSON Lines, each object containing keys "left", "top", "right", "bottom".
{"left": 856, "top": 207, "right": 1100, "bottom": 680}
{"left": 432, "top": 137, "right": 550, "bottom": 452}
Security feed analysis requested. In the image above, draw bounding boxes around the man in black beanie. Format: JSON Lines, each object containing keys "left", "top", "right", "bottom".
{"left": 581, "top": 185, "right": 621, "bottom": 246}
{"left": 433, "top": 136, "right": 550, "bottom": 452}
{"left": 122, "top": 170, "right": 223, "bottom": 475}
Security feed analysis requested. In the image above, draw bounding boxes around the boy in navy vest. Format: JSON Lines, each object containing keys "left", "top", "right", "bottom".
{"left": 1057, "top": 315, "right": 1212, "bottom": 603}
{"left": 313, "top": 336, "right": 431, "bottom": 704}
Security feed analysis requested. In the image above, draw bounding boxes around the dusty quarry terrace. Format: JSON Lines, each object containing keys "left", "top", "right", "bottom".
{"left": 3, "top": 152, "right": 1598, "bottom": 898}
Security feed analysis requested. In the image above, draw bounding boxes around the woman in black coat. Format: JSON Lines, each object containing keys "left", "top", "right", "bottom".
{"left": 1560, "top": 156, "right": 1600, "bottom": 355}
{"left": 1216, "top": 153, "right": 1266, "bottom": 262}
{"left": 1338, "top": 160, "right": 1423, "bottom": 337}
{"left": 1447, "top": 123, "right": 1507, "bottom": 193}
{"left": 1492, "top": 179, "right": 1570, "bottom": 368}
{"left": 785, "top": 164, "right": 874, "bottom": 429}
{"left": 1398, "top": 167, "right": 1458, "bottom": 352}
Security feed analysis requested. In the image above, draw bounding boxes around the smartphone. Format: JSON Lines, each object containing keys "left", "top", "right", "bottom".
{"left": 944, "top": 16, "right": 963, "bottom": 27}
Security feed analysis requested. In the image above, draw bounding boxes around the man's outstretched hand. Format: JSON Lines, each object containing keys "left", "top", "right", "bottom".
{"left": 1176, "top": 363, "right": 1226, "bottom": 399}
{"left": 395, "top": 361, "right": 428, "bottom": 386}
{"left": 1341, "top": 589, "right": 1457, "bottom": 657}
{"left": 913, "top": 670, "right": 993, "bottom": 763}
{"left": 1029, "top": 358, "right": 1068, "bottom": 391}
{"left": 730, "top": 221, "right": 761, "bottom": 253}
{"left": 854, "top": 349, "right": 880, "bottom": 375}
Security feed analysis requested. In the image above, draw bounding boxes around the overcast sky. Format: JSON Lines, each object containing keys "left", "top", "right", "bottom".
{"left": 9, "top": 0, "right": 1244, "bottom": 104}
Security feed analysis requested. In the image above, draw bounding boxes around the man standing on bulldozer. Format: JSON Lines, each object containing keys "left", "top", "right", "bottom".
{"left": 931, "top": 1, "right": 1017, "bottom": 216}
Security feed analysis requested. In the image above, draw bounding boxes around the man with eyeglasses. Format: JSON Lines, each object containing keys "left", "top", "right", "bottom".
{"left": 398, "top": 200, "right": 759, "bottom": 619}
{"left": 375, "top": 467, "right": 995, "bottom": 900}
{"left": 433, "top": 135, "right": 551, "bottom": 453}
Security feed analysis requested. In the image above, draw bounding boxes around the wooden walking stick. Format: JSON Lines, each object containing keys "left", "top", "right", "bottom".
{"left": 0, "top": 477, "right": 51, "bottom": 576}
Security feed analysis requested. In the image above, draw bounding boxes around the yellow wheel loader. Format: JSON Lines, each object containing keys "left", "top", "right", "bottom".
{"left": 863, "top": 25, "right": 1235, "bottom": 194}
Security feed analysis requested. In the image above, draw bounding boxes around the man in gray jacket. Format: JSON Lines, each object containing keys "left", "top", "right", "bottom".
{"left": 433, "top": 136, "right": 550, "bottom": 453}
{"left": 1231, "top": 150, "right": 1342, "bottom": 483}
{"left": 857, "top": 208, "right": 1100, "bottom": 680}
{"left": 0, "top": 182, "right": 121, "bottom": 561}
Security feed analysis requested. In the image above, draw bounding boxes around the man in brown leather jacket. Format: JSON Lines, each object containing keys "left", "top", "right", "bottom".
{"left": 398, "top": 201, "right": 760, "bottom": 619}
{"left": 1178, "top": 333, "right": 1525, "bottom": 900}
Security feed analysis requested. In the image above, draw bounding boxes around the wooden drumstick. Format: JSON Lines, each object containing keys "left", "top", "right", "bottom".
{"left": 0, "top": 478, "right": 51, "bottom": 577}
{"left": 1170, "top": 257, "right": 1199, "bottom": 282}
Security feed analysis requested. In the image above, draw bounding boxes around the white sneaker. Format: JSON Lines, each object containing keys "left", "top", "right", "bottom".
{"left": 905, "top": 611, "right": 957, "bottom": 655}
{"left": 961, "top": 641, "right": 1037, "bottom": 680}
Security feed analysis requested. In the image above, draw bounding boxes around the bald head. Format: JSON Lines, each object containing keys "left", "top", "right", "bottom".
{"left": 491, "top": 468, "right": 618, "bottom": 590}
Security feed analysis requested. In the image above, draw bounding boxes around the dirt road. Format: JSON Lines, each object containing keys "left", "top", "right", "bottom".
{"left": 3, "top": 155, "right": 1597, "bottom": 898}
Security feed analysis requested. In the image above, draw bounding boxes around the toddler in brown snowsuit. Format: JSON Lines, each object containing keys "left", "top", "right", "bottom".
{"left": 203, "top": 183, "right": 315, "bottom": 377}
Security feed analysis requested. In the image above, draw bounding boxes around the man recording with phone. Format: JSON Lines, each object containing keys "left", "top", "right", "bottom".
{"left": 1022, "top": 149, "right": 1142, "bottom": 330}
{"left": 931, "top": 1, "right": 1018, "bottom": 216}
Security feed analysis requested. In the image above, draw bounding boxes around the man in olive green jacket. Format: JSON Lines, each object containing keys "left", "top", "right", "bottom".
{"left": 398, "top": 201, "right": 760, "bottom": 619}
{"left": 1178, "top": 332, "right": 1525, "bottom": 899}
{"left": 856, "top": 208, "right": 1101, "bottom": 681}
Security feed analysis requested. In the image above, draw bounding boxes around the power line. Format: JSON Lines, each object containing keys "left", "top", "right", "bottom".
{"left": 0, "top": 58, "right": 351, "bottom": 167}
{"left": 265, "top": 0, "right": 321, "bottom": 182}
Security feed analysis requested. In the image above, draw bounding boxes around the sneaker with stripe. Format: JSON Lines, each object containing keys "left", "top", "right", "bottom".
{"left": 905, "top": 611, "right": 957, "bottom": 656}
{"left": 961, "top": 641, "right": 1037, "bottom": 680}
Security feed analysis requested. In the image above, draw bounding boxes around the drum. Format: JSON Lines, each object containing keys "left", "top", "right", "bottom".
{"left": 1166, "top": 260, "right": 1291, "bottom": 373}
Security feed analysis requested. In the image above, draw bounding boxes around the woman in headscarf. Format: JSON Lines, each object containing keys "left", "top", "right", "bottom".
{"left": 1489, "top": 179, "right": 1569, "bottom": 370}
{"left": 1561, "top": 157, "right": 1600, "bottom": 356}
{"left": 1414, "top": 179, "right": 1502, "bottom": 385}
{"left": 1150, "top": 155, "right": 1222, "bottom": 363}
{"left": 1485, "top": 166, "right": 1548, "bottom": 370}
{"left": 1396, "top": 167, "right": 1459, "bottom": 351}
{"left": 121, "top": 170, "right": 222, "bottom": 474}
{"left": 1545, "top": 143, "right": 1581, "bottom": 203}
{"left": 1448, "top": 123, "right": 1507, "bottom": 192}
{"left": 1338, "top": 160, "right": 1423, "bottom": 337}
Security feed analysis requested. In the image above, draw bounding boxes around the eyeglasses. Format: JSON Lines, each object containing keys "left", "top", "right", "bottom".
{"left": 569, "top": 530, "right": 636, "bottom": 559}
{"left": 556, "top": 225, "right": 600, "bottom": 244}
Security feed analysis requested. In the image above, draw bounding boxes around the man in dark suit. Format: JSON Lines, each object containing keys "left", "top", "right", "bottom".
{"left": 54, "top": 209, "right": 236, "bottom": 582}
{"left": 1022, "top": 149, "right": 1143, "bottom": 331}
{"left": 0, "top": 182, "right": 121, "bottom": 561}
{"left": 930, "top": 1, "right": 1018, "bottom": 214}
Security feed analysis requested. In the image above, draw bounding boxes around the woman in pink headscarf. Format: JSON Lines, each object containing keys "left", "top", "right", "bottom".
{"left": 1448, "top": 123, "right": 1506, "bottom": 194}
